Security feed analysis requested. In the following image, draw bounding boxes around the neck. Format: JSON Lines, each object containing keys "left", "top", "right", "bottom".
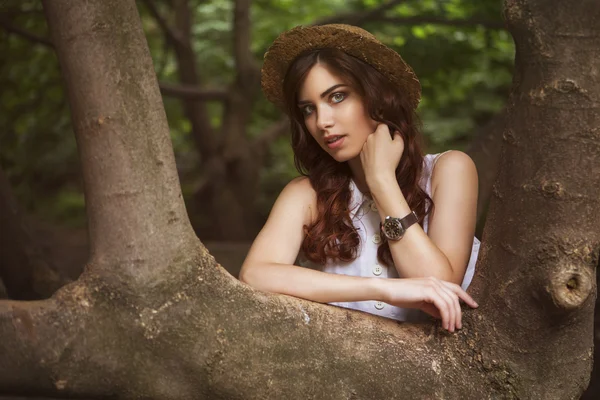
{"left": 347, "top": 157, "right": 371, "bottom": 197}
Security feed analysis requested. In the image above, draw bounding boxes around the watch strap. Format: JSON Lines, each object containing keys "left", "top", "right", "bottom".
{"left": 380, "top": 210, "right": 419, "bottom": 240}
{"left": 399, "top": 210, "right": 418, "bottom": 230}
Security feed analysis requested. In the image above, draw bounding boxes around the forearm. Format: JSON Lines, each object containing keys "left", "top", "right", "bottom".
{"left": 370, "top": 176, "right": 457, "bottom": 283}
{"left": 239, "top": 262, "right": 385, "bottom": 303}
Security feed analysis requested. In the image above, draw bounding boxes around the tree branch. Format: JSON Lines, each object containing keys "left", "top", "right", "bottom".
{"left": 42, "top": 0, "right": 195, "bottom": 278}
{"left": 158, "top": 82, "right": 228, "bottom": 101}
{"left": 140, "top": 0, "right": 186, "bottom": 47}
{"left": 233, "top": 0, "right": 260, "bottom": 87}
{"left": 0, "top": 297, "right": 63, "bottom": 395}
{"left": 0, "top": 17, "right": 54, "bottom": 48}
{"left": 0, "top": 18, "right": 220, "bottom": 105}
{"left": 169, "top": 0, "right": 220, "bottom": 159}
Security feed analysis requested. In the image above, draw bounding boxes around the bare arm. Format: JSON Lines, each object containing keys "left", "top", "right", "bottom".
{"left": 240, "top": 176, "right": 478, "bottom": 331}
{"left": 239, "top": 176, "right": 385, "bottom": 303}
{"left": 370, "top": 151, "right": 478, "bottom": 284}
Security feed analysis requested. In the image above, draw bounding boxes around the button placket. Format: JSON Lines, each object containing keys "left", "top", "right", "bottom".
{"left": 370, "top": 201, "right": 378, "bottom": 212}
{"left": 372, "top": 264, "right": 383, "bottom": 276}
{"left": 372, "top": 233, "right": 382, "bottom": 244}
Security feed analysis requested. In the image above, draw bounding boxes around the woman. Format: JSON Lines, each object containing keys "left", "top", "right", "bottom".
{"left": 240, "top": 24, "right": 480, "bottom": 332}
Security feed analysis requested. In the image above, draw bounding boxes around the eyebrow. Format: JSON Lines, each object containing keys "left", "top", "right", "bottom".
{"left": 297, "top": 84, "right": 348, "bottom": 106}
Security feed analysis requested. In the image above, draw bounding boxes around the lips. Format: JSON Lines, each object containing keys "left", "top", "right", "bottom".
{"left": 324, "top": 135, "right": 344, "bottom": 144}
{"left": 324, "top": 135, "right": 345, "bottom": 149}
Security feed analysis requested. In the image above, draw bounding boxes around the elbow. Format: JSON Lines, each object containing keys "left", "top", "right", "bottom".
{"left": 444, "top": 266, "right": 462, "bottom": 286}
{"left": 448, "top": 265, "right": 467, "bottom": 286}
{"left": 437, "top": 271, "right": 458, "bottom": 285}
{"left": 439, "top": 255, "right": 463, "bottom": 285}
{"left": 239, "top": 262, "right": 263, "bottom": 288}
{"left": 238, "top": 265, "right": 254, "bottom": 285}
{"left": 449, "top": 275, "right": 464, "bottom": 286}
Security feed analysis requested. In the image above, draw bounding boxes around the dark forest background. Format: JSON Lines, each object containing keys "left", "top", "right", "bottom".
{"left": 1, "top": 0, "right": 598, "bottom": 398}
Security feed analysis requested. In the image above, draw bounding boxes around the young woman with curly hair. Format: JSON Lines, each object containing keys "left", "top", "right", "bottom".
{"left": 240, "top": 24, "right": 480, "bottom": 332}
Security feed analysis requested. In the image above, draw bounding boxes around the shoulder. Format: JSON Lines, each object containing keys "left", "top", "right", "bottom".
{"left": 279, "top": 176, "right": 318, "bottom": 223}
{"left": 431, "top": 150, "right": 478, "bottom": 196}
{"left": 283, "top": 176, "right": 317, "bottom": 197}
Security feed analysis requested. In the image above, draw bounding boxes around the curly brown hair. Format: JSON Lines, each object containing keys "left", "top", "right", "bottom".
{"left": 282, "top": 48, "right": 434, "bottom": 268}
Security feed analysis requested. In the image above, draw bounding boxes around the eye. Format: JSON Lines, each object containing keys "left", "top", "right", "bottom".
{"left": 299, "top": 92, "right": 347, "bottom": 117}
{"left": 331, "top": 92, "right": 346, "bottom": 103}
{"left": 301, "top": 104, "right": 314, "bottom": 117}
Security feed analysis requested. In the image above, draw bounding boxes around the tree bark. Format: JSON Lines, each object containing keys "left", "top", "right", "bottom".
{"left": 466, "top": 108, "right": 507, "bottom": 233}
{"left": 0, "top": 0, "right": 598, "bottom": 399}
{"left": 582, "top": 255, "right": 600, "bottom": 399}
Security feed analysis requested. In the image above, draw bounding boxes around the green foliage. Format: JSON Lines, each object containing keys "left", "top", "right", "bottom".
{"left": 359, "top": 0, "right": 513, "bottom": 153}
{"left": 0, "top": 1, "right": 83, "bottom": 220}
{"left": 0, "top": 0, "right": 514, "bottom": 225}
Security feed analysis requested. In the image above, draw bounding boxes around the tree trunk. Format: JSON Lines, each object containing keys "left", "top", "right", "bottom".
{"left": 582, "top": 256, "right": 600, "bottom": 399}
{"left": 166, "top": 0, "right": 265, "bottom": 241}
{"left": 466, "top": 108, "right": 507, "bottom": 234}
{"left": 0, "top": 0, "right": 598, "bottom": 399}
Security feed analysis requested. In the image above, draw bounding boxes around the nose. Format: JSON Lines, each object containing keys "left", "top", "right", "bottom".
{"left": 315, "top": 104, "right": 334, "bottom": 132}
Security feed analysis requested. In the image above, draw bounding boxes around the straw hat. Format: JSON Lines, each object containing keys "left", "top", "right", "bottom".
{"left": 261, "top": 23, "right": 421, "bottom": 111}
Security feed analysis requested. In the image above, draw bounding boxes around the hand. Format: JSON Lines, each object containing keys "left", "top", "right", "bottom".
{"left": 360, "top": 123, "right": 405, "bottom": 188}
{"left": 379, "top": 277, "right": 479, "bottom": 332}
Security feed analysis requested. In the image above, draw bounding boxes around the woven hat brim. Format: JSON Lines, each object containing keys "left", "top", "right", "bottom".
{"left": 261, "top": 24, "right": 421, "bottom": 111}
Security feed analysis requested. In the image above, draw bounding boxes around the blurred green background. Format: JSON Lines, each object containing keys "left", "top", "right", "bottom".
{"left": 0, "top": 0, "right": 513, "bottom": 238}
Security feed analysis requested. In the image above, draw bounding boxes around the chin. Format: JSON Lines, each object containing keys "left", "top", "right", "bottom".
{"left": 327, "top": 149, "right": 359, "bottom": 163}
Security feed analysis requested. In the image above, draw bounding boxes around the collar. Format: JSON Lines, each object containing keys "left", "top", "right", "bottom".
{"left": 348, "top": 179, "right": 372, "bottom": 220}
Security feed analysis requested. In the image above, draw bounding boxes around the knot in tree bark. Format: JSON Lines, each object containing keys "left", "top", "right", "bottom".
{"left": 546, "top": 263, "right": 593, "bottom": 311}
{"left": 541, "top": 180, "right": 564, "bottom": 198}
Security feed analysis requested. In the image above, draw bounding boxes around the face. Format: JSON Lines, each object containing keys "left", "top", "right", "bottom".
{"left": 297, "top": 64, "right": 378, "bottom": 162}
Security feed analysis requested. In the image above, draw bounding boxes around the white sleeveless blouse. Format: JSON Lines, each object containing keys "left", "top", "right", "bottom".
{"left": 299, "top": 152, "right": 480, "bottom": 322}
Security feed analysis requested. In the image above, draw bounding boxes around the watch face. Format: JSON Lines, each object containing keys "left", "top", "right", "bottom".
{"left": 383, "top": 219, "right": 404, "bottom": 240}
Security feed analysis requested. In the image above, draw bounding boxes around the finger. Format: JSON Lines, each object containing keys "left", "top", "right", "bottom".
{"left": 428, "top": 278, "right": 455, "bottom": 331}
{"left": 376, "top": 123, "right": 389, "bottom": 133}
{"left": 434, "top": 284, "right": 456, "bottom": 332}
{"left": 439, "top": 283, "right": 462, "bottom": 330}
{"left": 428, "top": 290, "right": 450, "bottom": 331}
{"left": 376, "top": 124, "right": 393, "bottom": 139}
{"left": 442, "top": 281, "right": 479, "bottom": 308}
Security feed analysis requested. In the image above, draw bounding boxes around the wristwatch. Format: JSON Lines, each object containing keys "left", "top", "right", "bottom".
{"left": 380, "top": 211, "right": 418, "bottom": 241}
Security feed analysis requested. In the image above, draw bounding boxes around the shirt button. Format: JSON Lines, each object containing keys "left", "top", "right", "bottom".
{"left": 370, "top": 201, "right": 378, "bottom": 212}
{"left": 372, "top": 233, "right": 381, "bottom": 244}
{"left": 375, "top": 301, "right": 385, "bottom": 310}
{"left": 372, "top": 264, "right": 383, "bottom": 276}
